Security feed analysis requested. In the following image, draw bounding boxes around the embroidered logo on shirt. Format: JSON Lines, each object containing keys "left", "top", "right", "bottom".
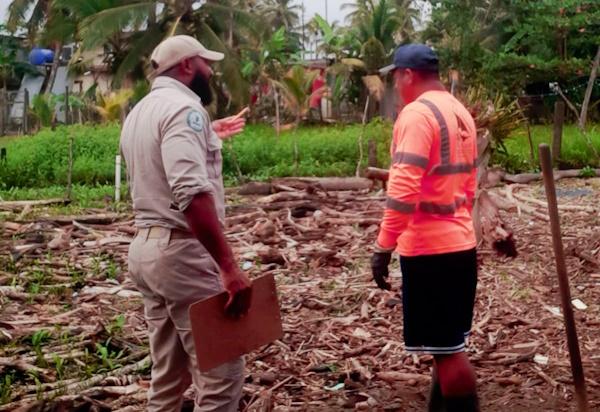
{"left": 187, "top": 110, "right": 204, "bottom": 132}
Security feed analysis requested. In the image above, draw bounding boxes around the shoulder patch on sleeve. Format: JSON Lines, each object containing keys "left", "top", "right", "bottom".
{"left": 186, "top": 110, "right": 205, "bottom": 132}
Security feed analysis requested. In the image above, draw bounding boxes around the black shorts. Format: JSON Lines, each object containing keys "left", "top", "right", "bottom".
{"left": 400, "top": 248, "right": 477, "bottom": 355}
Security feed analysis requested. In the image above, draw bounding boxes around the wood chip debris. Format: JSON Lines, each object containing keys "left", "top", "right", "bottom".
{"left": 0, "top": 178, "right": 599, "bottom": 411}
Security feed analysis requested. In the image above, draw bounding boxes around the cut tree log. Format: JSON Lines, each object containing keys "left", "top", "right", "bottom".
{"left": 238, "top": 177, "right": 373, "bottom": 195}
{"left": 366, "top": 167, "right": 600, "bottom": 185}
{"left": 474, "top": 191, "right": 518, "bottom": 257}
{"left": 34, "top": 213, "right": 122, "bottom": 225}
{"left": 0, "top": 198, "right": 70, "bottom": 211}
{"left": 238, "top": 182, "right": 272, "bottom": 196}
{"left": 504, "top": 169, "right": 600, "bottom": 184}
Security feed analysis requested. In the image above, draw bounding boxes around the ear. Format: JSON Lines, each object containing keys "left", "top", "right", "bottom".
{"left": 404, "top": 68, "right": 415, "bottom": 84}
{"left": 179, "top": 57, "right": 194, "bottom": 75}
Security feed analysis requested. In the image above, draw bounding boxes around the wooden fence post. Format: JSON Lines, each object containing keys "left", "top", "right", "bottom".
{"left": 23, "top": 88, "right": 29, "bottom": 135}
{"left": 539, "top": 144, "right": 589, "bottom": 412}
{"left": 115, "top": 155, "right": 121, "bottom": 203}
{"left": 66, "top": 133, "right": 73, "bottom": 200}
{"left": 552, "top": 101, "right": 565, "bottom": 165}
{"left": 368, "top": 139, "right": 378, "bottom": 168}
{"left": 0, "top": 88, "right": 5, "bottom": 136}
{"left": 65, "top": 86, "right": 70, "bottom": 125}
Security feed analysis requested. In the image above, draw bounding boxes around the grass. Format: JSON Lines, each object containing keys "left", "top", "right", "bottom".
{"left": 0, "top": 184, "right": 128, "bottom": 217}
{"left": 494, "top": 124, "right": 600, "bottom": 173}
{"left": 0, "top": 121, "right": 393, "bottom": 189}
{"left": 0, "top": 122, "right": 598, "bottom": 205}
{"left": 222, "top": 120, "right": 393, "bottom": 183}
{"left": 0, "top": 123, "right": 121, "bottom": 188}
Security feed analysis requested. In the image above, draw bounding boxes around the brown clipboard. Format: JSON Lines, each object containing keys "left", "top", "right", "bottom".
{"left": 189, "top": 273, "right": 283, "bottom": 372}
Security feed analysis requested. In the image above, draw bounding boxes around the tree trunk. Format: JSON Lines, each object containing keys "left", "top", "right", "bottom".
{"left": 553, "top": 101, "right": 565, "bottom": 164}
{"left": 293, "top": 114, "right": 300, "bottom": 174}
{"left": 355, "top": 95, "right": 370, "bottom": 177}
{"left": 228, "top": 10, "right": 234, "bottom": 48}
{"left": 273, "top": 86, "right": 280, "bottom": 137}
{"left": 368, "top": 139, "right": 378, "bottom": 168}
{"left": 238, "top": 177, "right": 374, "bottom": 195}
{"left": 579, "top": 45, "right": 600, "bottom": 131}
{"left": 46, "top": 43, "right": 62, "bottom": 96}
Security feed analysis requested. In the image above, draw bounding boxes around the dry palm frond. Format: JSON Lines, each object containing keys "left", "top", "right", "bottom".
{"left": 462, "top": 86, "right": 526, "bottom": 152}
{"left": 94, "top": 89, "right": 133, "bottom": 122}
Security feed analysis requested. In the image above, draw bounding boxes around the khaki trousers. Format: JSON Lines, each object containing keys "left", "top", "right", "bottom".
{"left": 128, "top": 227, "right": 244, "bottom": 412}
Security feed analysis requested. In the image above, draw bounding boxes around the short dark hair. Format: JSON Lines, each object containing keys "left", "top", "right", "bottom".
{"left": 413, "top": 69, "right": 440, "bottom": 81}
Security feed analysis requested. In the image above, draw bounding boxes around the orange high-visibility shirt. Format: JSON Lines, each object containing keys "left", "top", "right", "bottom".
{"left": 377, "top": 90, "right": 477, "bottom": 256}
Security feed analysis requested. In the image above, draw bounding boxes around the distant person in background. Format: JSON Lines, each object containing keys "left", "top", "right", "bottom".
{"left": 309, "top": 68, "right": 326, "bottom": 121}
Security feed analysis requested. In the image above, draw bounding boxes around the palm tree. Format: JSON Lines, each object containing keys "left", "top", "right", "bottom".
{"left": 49, "top": 1, "right": 260, "bottom": 108}
{"left": 392, "top": 0, "right": 420, "bottom": 43}
{"left": 274, "top": 65, "right": 324, "bottom": 170}
{"left": 241, "top": 26, "right": 299, "bottom": 133}
{"left": 343, "top": 0, "right": 419, "bottom": 53}
{"left": 420, "top": 0, "right": 512, "bottom": 85}
{"left": 6, "top": 0, "right": 51, "bottom": 42}
{"left": 258, "top": 0, "right": 301, "bottom": 30}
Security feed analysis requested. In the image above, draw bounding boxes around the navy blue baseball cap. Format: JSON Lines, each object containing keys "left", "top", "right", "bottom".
{"left": 379, "top": 44, "right": 439, "bottom": 75}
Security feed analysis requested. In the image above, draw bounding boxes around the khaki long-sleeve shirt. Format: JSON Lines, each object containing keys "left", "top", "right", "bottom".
{"left": 120, "top": 76, "right": 225, "bottom": 230}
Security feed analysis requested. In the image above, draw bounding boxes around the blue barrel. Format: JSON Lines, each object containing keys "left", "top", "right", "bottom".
{"left": 29, "top": 48, "right": 54, "bottom": 65}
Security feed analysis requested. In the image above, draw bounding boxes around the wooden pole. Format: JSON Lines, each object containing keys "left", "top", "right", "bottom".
{"left": 579, "top": 45, "right": 600, "bottom": 131}
{"left": 516, "top": 100, "right": 535, "bottom": 165}
{"left": 65, "top": 86, "right": 70, "bottom": 125}
{"left": 67, "top": 133, "right": 73, "bottom": 201}
{"left": 552, "top": 101, "right": 565, "bottom": 164}
{"left": 273, "top": 86, "right": 280, "bottom": 138}
{"left": 355, "top": 95, "right": 370, "bottom": 177}
{"left": 22, "top": 88, "right": 29, "bottom": 135}
{"left": 115, "top": 155, "right": 121, "bottom": 203}
{"left": 0, "top": 88, "right": 5, "bottom": 136}
{"left": 368, "top": 139, "right": 378, "bottom": 168}
{"left": 538, "top": 143, "right": 589, "bottom": 412}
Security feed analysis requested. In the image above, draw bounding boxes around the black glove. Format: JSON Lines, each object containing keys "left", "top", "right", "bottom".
{"left": 371, "top": 251, "right": 392, "bottom": 290}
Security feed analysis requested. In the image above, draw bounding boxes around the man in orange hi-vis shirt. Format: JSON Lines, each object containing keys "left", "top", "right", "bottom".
{"left": 372, "top": 44, "right": 479, "bottom": 412}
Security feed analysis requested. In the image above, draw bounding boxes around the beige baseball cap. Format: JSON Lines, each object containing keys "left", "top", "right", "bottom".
{"left": 149, "top": 35, "right": 224, "bottom": 76}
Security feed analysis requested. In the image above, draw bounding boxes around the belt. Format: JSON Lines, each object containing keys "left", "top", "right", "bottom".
{"left": 137, "top": 226, "right": 196, "bottom": 240}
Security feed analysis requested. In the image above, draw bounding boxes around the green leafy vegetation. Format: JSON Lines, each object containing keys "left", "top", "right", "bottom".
{"left": 1, "top": 122, "right": 599, "bottom": 204}
{"left": 0, "top": 122, "right": 393, "bottom": 189}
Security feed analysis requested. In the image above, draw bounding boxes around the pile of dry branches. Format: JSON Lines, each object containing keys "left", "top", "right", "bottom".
{"left": 0, "top": 178, "right": 599, "bottom": 411}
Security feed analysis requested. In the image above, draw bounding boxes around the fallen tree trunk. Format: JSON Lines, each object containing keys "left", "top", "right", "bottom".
{"left": 367, "top": 167, "right": 600, "bottom": 185}
{"left": 238, "top": 177, "right": 373, "bottom": 195}
{"left": 365, "top": 167, "right": 391, "bottom": 182}
{"left": 504, "top": 168, "right": 600, "bottom": 184}
{"left": 473, "top": 191, "right": 518, "bottom": 257}
{"left": 34, "top": 213, "right": 122, "bottom": 225}
{"left": 0, "top": 198, "right": 70, "bottom": 211}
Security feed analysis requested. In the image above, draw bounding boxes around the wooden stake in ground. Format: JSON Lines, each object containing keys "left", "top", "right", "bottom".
{"left": 538, "top": 143, "right": 589, "bottom": 412}
{"left": 115, "top": 154, "right": 122, "bottom": 203}
{"left": 552, "top": 101, "right": 565, "bottom": 164}
{"left": 67, "top": 132, "right": 74, "bottom": 201}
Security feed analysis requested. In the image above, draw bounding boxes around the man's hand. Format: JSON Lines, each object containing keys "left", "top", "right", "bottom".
{"left": 183, "top": 193, "right": 252, "bottom": 318}
{"left": 222, "top": 269, "right": 252, "bottom": 318}
{"left": 371, "top": 251, "right": 392, "bottom": 290}
{"left": 212, "top": 116, "right": 246, "bottom": 140}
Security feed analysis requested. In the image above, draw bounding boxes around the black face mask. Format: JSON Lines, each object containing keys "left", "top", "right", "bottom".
{"left": 190, "top": 72, "right": 213, "bottom": 106}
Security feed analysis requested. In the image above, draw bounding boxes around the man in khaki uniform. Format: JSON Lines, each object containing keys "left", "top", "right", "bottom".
{"left": 120, "top": 35, "right": 252, "bottom": 412}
